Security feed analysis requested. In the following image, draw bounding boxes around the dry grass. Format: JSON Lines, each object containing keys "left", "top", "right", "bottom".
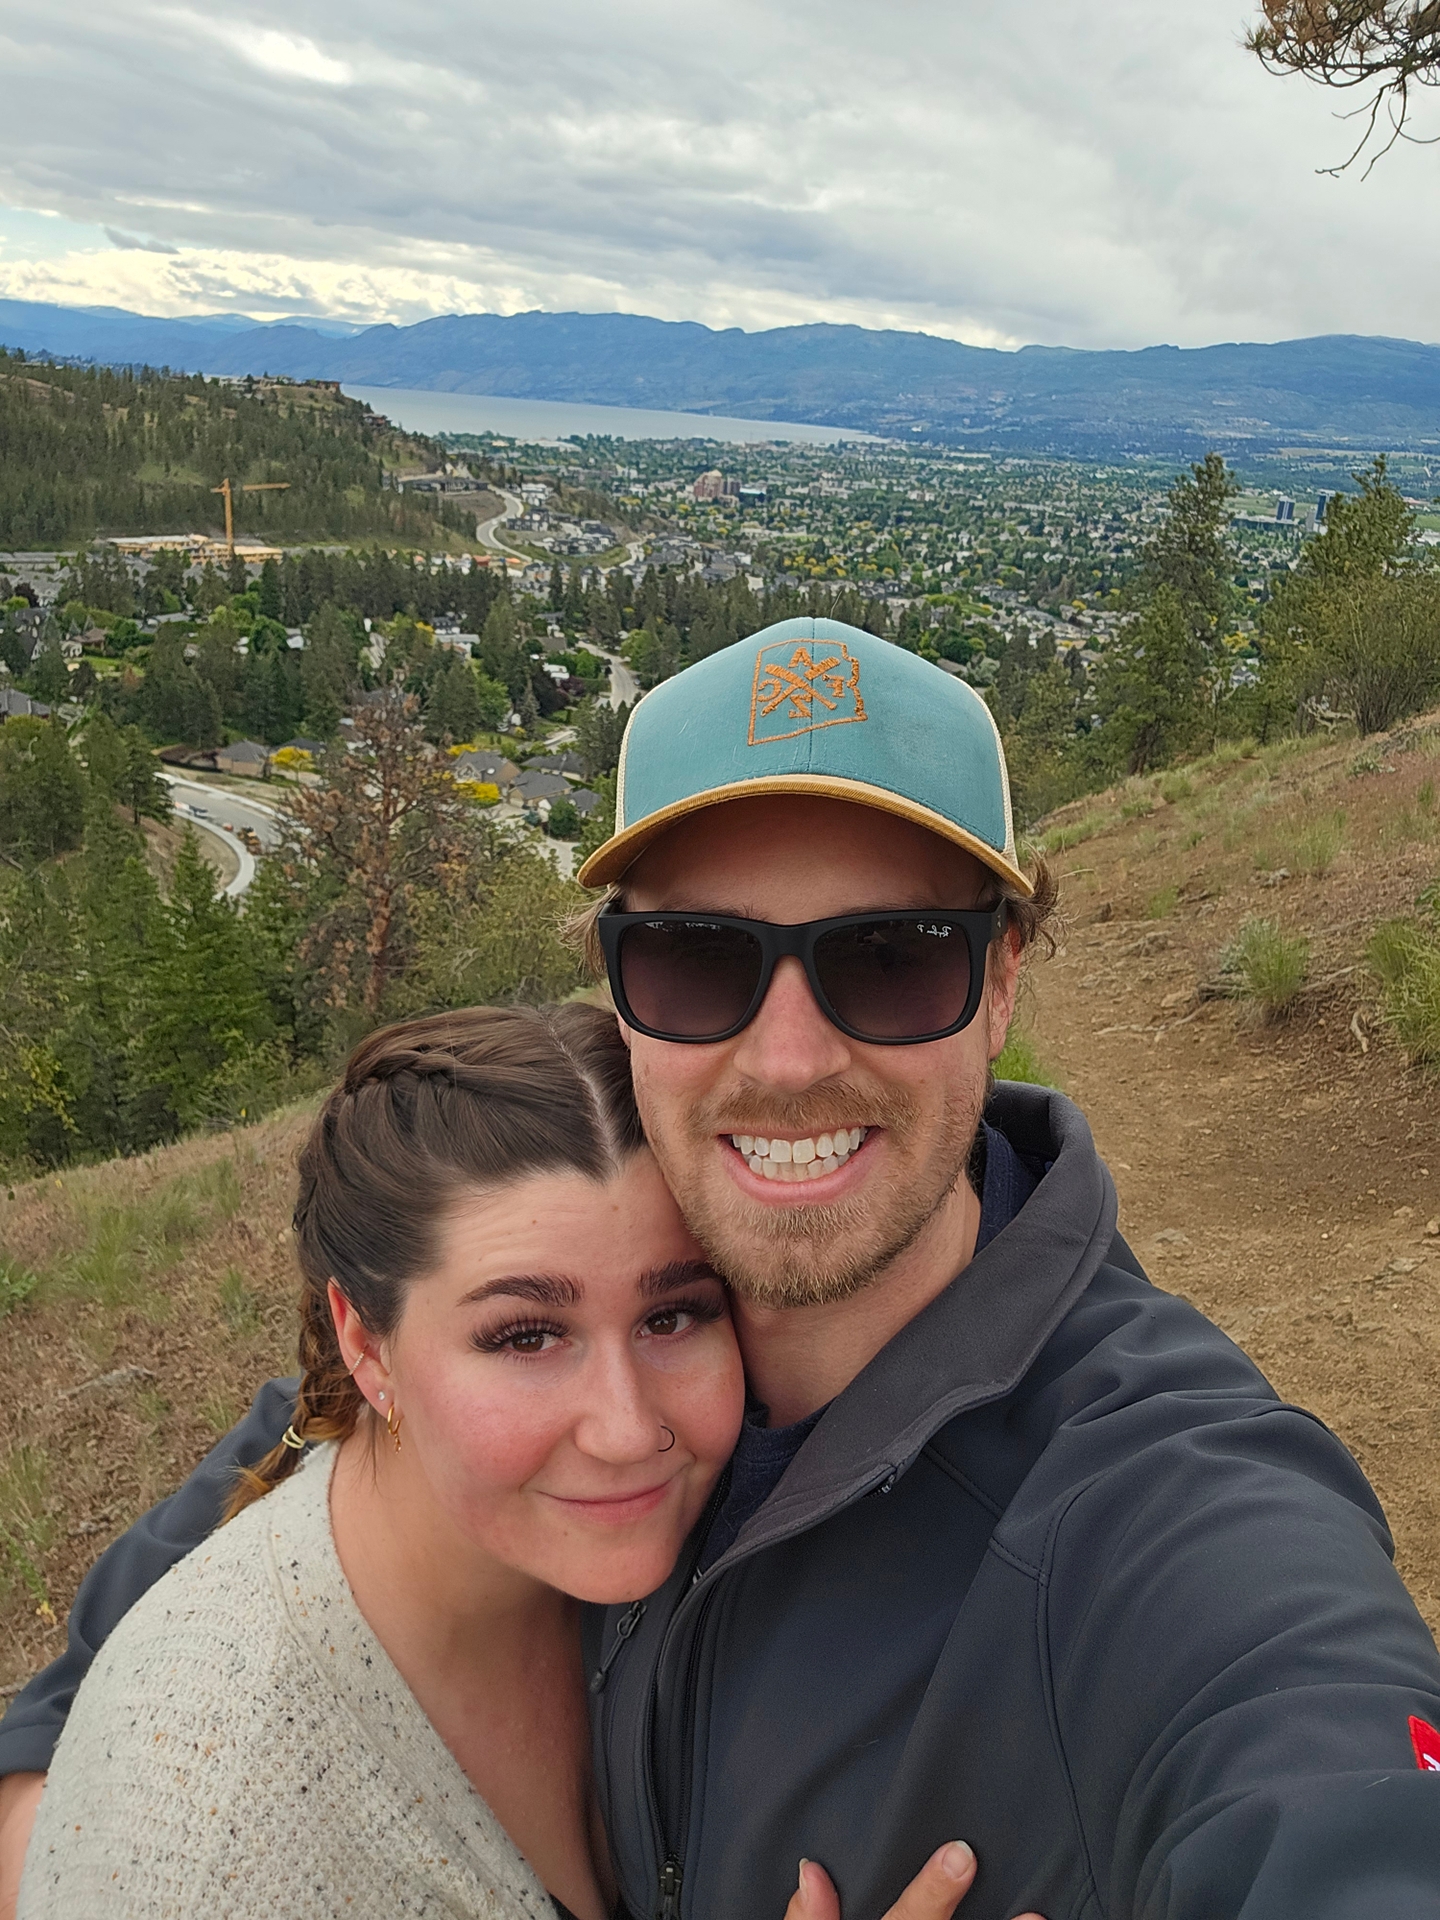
{"left": 0, "top": 1104, "right": 315, "bottom": 1688}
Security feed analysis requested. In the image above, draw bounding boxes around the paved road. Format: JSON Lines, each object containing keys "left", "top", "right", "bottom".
{"left": 595, "top": 650, "right": 639, "bottom": 709}
{"left": 159, "top": 774, "right": 284, "bottom": 900}
{"left": 475, "top": 488, "right": 526, "bottom": 558}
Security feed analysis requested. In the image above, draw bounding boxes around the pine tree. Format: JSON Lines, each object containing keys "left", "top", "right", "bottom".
{"left": 0, "top": 717, "right": 86, "bottom": 863}
{"left": 25, "top": 632, "right": 72, "bottom": 705}
{"left": 134, "top": 827, "right": 271, "bottom": 1131}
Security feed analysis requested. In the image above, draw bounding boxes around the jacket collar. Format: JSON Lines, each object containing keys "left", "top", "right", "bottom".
{"left": 719, "top": 1084, "right": 1117, "bottom": 1565}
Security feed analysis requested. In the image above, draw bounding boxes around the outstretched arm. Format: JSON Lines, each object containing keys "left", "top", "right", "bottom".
{"left": 0, "top": 1376, "right": 298, "bottom": 1782}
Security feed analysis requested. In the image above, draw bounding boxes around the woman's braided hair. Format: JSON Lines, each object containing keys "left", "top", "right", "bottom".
{"left": 225, "top": 1002, "right": 644, "bottom": 1520}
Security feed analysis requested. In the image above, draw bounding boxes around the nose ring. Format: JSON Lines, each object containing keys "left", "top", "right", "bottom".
{"left": 658, "top": 1425, "right": 676, "bottom": 1452}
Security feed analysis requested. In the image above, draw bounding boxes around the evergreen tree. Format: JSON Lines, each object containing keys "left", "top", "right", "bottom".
{"left": 1095, "top": 585, "right": 1215, "bottom": 773}
{"left": 25, "top": 631, "right": 72, "bottom": 705}
{"left": 574, "top": 696, "right": 632, "bottom": 779}
{"left": 257, "top": 557, "right": 284, "bottom": 621}
{"left": 0, "top": 717, "right": 86, "bottom": 863}
{"left": 134, "top": 829, "right": 271, "bottom": 1131}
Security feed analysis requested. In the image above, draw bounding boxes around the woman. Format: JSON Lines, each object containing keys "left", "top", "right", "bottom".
{"left": 16, "top": 1006, "right": 997, "bottom": 1920}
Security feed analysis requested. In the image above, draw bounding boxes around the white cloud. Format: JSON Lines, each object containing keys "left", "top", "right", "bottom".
{"left": 0, "top": 0, "right": 1437, "bottom": 349}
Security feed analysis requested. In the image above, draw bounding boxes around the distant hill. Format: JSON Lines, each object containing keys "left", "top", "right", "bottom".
{"left": 0, "top": 350, "right": 475, "bottom": 549}
{"left": 2, "top": 298, "right": 1439, "bottom": 456}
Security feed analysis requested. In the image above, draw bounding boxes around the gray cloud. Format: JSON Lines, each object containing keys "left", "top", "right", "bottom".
{"left": 103, "top": 227, "right": 179, "bottom": 253}
{"left": 1, "top": 0, "right": 1438, "bottom": 346}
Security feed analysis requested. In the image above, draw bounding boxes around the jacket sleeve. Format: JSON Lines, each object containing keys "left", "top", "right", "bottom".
{"left": 1044, "top": 1393, "right": 1440, "bottom": 1920}
{"left": 0, "top": 1375, "right": 298, "bottom": 1777}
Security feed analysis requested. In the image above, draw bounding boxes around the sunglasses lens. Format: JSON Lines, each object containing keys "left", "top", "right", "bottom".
{"left": 617, "top": 920, "right": 766, "bottom": 1040}
{"left": 813, "top": 919, "right": 974, "bottom": 1040}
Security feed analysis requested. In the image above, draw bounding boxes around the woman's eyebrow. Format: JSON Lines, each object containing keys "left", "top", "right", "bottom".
{"left": 460, "top": 1274, "right": 582, "bottom": 1308}
{"left": 638, "top": 1260, "right": 722, "bottom": 1299}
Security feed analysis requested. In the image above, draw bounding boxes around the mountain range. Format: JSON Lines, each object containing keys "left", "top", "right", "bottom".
{"left": 2, "top": 298, "right": 1438, "bottom": 457}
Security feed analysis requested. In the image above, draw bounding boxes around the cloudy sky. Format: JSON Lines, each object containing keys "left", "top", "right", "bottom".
{"left": 0, "top": 0, "right": 1436, "bottom": 350}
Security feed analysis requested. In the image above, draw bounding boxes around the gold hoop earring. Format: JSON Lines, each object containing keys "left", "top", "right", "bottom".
{"left": 385, "top": 1403, "right": 403, "bottom": 1452}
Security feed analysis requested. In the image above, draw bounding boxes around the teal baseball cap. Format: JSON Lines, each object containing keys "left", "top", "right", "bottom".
{"left": 576, "top": 616, "right": 1031, "bottom": 897}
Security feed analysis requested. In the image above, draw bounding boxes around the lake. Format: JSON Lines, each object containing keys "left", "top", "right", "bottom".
{"left": 342, "top": 386, "right": 878, "bottom": 447}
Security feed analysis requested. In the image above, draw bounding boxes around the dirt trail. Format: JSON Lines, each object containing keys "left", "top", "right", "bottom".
{"left": 1025, "top": 720, "right": 1440, "bottom": 1629}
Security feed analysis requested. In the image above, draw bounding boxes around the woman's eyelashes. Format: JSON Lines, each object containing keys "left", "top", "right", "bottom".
{"left": 468, "top": 1294, "right": 727, "bottom": 1359}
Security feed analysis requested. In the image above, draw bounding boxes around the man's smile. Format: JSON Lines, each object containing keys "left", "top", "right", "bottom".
{"left": 723, "top": 1126, "right": 873, "bottom": 1185}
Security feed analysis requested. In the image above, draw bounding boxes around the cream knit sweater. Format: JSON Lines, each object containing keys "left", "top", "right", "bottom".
{"left": 19, "top": 1444, "right": 558, "bottom": 1920}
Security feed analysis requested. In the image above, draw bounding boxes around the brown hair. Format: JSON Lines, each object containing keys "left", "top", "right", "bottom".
{"left": 567, "top": 847, "right": 1061, "bottom": 978}
{"left": 225, "top": 1002, "right": 644, "bottom": 1520}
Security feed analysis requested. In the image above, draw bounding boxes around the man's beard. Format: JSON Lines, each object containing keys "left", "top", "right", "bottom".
{"left": 663, "top": 1074, "right": 986, "bottom": 1310}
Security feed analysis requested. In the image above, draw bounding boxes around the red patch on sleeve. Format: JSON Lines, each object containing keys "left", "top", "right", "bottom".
{"left": 1409, "top": 1716, "right": 1440, "bottom": 1771}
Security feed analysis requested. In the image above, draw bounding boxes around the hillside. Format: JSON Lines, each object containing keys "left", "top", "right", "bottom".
{"left": 0, "top": 351, "right": 478, "bottom": 549}
{"left": 2, "top": 715, "right": 1439, "bottom": 1694}
{"left": 5, "top": 299, "right": 1440, "bottom": 456}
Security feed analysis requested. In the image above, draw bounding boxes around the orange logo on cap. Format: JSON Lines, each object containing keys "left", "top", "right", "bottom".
{"left": 748, "top": 641, "right": 867, "bottom": 745}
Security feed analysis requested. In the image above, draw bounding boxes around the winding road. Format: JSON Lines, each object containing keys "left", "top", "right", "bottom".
{"left": 159, "top": 774, "right": 284, "bottom": 901}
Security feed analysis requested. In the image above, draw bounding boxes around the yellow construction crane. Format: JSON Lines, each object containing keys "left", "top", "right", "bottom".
{"left": 210, "top": 477, "right": 290, "bottom": 560}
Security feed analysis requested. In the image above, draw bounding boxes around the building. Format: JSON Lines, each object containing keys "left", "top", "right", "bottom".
{"left": 0, "top": 689, "right": 51, "bottom": 721}
{"left": 526, "top": 752, "right": 585, "bottom": 777}
{"left": 214, "top": 740, "right": 271, "bottom": 778}
{"left": 511, "top": 769, "right": 572, "bottom": 804}
{"left": 692, "top": 470, "right": 726, "bottom": 502}
{"left": 451, "top": 750, "right": 517, "bottom": 788}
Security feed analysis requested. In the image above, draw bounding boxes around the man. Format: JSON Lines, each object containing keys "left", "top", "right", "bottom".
{"left": 4, "top": 616, "right": 1440, "bottom": 1919}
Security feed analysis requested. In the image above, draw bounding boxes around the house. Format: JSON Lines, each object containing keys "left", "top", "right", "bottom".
{"left": 511, "top": 769, "right": 571, "bottom": 803}
{"left": 215, "top": 740, "right": 271, "bottom": 778}
{"left": 570, "top": 789, "right": 603, "bottom": 817}
{"left": 158, "top": 745, "right": 218, "bottom": 769}
{"left": 526, "top": 752, "right": 585, "bottom": 777}
{"left": 278, "top": 737, "right": 327, "bottom": 758}
{"left": 0, "top": 688, "right": 50, "bottom": 721}
{"left": 451, "top": 751, "right": 517, "bottom": 788}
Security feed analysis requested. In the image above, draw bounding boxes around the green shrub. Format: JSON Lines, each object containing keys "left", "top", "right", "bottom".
{"left": 1145, "top": 885, "right": 1179, "bottom": 920}
{"left": 993, "top": 1027, "right": 1060, "bottom": 1087}
{"left": 1227, "top": 916, "right": 1309, "bottom": 1020}
{"left": 1157, "top": 772, "right": 1193, "bottom": 804}
{"left": 0, "top": 1257, "right": 39, "bottom": 1322}
{"left": 1039, "top": 815, "right": 1102, "bottom": 854}
{"left": 1369, "top": 917, "right": 1440, "bottom": 1066}
{"left": 1292, "top": 811, "right": 1346, "bottom": 877}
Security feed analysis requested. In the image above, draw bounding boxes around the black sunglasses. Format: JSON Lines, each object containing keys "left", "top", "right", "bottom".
{"left": 597, "top": 903, "right": 1007, "bottom": 1046}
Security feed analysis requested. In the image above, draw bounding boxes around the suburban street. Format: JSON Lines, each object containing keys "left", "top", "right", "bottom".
{"left": 159, "top": 773, "right": 284, "bottom": 900}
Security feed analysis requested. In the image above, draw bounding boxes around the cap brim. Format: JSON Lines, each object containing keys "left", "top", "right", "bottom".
{"left": 575, "top": 774, "right": 1034, "bottom": 896}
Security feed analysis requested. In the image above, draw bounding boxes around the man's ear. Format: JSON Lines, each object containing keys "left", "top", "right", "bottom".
{"left": 985, "top": 924, "right": 1024, "bottom": 1063}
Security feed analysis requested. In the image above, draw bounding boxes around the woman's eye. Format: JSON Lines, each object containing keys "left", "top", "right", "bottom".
{"left": 643, "top": 1308, "right": 691, "bottom": 1338}
{"left": 507, "top": 1328, "right": 553, "bottom": 1353}
{"left": 472, "top": 1320, "right": 565, "bottom": 1355}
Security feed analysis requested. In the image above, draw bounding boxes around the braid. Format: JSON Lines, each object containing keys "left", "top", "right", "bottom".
{"left": 223, "top": 1283, "right": 362, "bottom": 1522}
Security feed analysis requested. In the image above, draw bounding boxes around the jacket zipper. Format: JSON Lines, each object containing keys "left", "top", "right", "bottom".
{"left": 590, "top": 1599, "right": 646, "bottom": 1695}
{"left": 656, "top": 1852, "right": 683, "bottom": 1920}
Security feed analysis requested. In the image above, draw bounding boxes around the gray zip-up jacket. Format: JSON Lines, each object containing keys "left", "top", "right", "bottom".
{"left": 5, "top": 1086, "right": 1440, "bottom": 1918}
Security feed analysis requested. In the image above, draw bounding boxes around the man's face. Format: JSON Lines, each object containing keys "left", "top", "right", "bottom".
{"left": 621, "top": 796, "right": 1021, "bottom": 1309}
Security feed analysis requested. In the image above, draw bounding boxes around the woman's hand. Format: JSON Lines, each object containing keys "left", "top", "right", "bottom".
{"left": 783, "top": 1841, "right": 1046, "bottom": 1920}
{"left": 0, "top": 1772, "right": 45, "bottom": 1920}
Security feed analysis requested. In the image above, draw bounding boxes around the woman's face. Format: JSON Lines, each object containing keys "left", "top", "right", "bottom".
{"left": 345, "top": 1149, "right": 743, "bottom": 1604}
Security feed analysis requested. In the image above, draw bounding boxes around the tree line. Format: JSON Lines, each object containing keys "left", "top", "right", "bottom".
{"left": 0, "top": 694, "right": 584, "bottom": 1174}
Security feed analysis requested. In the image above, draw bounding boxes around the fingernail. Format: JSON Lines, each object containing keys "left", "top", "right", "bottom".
{"left": 939, "top": 1842, "right": 975, "bottom": 1881}
{"left": 797, "top": 1858, "right": 809, "bottom": 1892}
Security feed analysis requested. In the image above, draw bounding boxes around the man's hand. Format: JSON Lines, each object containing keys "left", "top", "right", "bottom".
{"left": 0, "top": 1772, "right": 44, "bottom": 1920}
{"left": 783, "top": 1841, "right": 1046, "bottom": 1920}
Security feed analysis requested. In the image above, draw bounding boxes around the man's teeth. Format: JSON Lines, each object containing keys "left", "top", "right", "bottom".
{"left": 730, "top": 1128, "right": 868, "bottom": 1182}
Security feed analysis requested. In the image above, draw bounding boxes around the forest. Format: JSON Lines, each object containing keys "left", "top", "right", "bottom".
{"left": 0, "top": 352, "right": 481, "bottom": 549}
